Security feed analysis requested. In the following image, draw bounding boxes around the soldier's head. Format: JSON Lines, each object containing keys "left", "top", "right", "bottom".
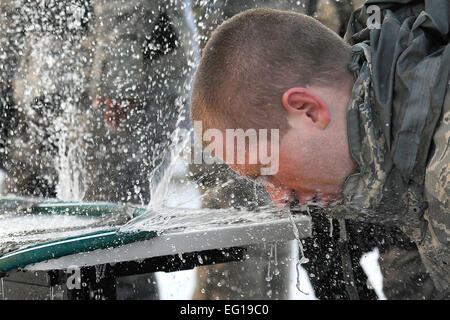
{"left": 190, "top": 8, "right": 357, "bottom": 207}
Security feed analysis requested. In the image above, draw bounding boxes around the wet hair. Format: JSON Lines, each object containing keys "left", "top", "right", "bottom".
{"left": 190, "top": 8, "right": 353, "bottom": 135}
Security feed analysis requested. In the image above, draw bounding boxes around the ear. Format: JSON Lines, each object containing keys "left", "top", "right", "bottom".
{"left": 282, "top": 87, "right": 330, "bottom": 129}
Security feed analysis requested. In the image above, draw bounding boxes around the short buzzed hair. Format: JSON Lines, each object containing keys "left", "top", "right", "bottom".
{"left": 191, "top": 8, "right": 353, "bottom": 135}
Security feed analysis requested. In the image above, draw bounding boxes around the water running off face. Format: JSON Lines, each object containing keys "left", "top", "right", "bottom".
{"left": 285, "top": 207, "right": 310, "bottom": 294}
{"left": 121, "top": 205, "right": 287, "bottom": 234}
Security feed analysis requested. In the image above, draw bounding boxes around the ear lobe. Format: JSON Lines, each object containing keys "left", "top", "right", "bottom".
{"left": 282, "top": 87, "right": 330, "bottom": 129}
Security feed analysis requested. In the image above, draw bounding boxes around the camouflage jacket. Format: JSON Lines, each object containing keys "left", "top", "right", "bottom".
{"left": 329, "top": 0, "right": 449, "bottom": 292}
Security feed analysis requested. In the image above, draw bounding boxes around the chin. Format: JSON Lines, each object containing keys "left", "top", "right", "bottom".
{"left": 310, "top": 192, "right": 343, "bottom": 208}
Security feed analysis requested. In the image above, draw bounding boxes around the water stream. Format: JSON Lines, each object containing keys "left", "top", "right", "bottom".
{"left": 54, "top": 100, "right": 86, "bottom": 201}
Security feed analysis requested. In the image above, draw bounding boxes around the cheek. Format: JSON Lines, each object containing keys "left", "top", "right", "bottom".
{"left": 275, "top": 147, "right": 304, "bottom": 188}
{"left": 276, "top": 141, "right": 319, "bottom": 192}
{"left": 277, "top": 173, "right": 300, "bottom": 193}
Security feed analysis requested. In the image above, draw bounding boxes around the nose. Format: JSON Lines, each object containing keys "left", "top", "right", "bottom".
{"left": 294, "top": 190, "right": 317, "bottom": 206}
{"left": 264, "top": 182, "right": 295, "bottom": 209}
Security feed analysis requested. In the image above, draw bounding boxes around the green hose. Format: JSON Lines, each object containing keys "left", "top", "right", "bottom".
{"left": 0, "top": 228, "right": 157, "bottom": 272}
{"left": 0, "top": 197, "right": 147, "bottom": 217}
{"left": 0, "top": 197, "right": 154, "bottom": 272}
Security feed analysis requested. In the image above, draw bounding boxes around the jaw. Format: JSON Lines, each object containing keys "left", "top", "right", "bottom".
{"left": 294, "top": 189, "right": 342, "bottom": 207}
{"left": 263, "top": 182, "right": 295, "bottom": 209}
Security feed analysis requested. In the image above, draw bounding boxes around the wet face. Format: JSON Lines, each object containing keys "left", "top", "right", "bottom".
{"left": 225, "top": 86, "right": 356, "bottom": 209}
{"left": 228, "top": 128, "right": 350, "bottom": 209}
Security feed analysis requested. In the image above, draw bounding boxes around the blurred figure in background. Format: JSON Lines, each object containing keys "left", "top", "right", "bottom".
{"left": 84, "top": 0, "right": 195, "bottom": 204}
{"left": 0, "top": 0, "right": 93, "bottom": 198}
{"left": 0, "top": 0, "right": 194, "bottom": 202}
{"left": 1, "top": 0, "right": 434, "bottom": 300}
{"left": 84, "top": 0, "right": 195, "bottom": 299}
{"left": 0, "top": 0, "right": 195, "bottom": 299}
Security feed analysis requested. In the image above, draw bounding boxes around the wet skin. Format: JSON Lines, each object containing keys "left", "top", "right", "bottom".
{"left": 227, "top": 139, "right": 345, "bottom": 210}
{"left": 225, "top": 87, "right": 356, "bottom": 209}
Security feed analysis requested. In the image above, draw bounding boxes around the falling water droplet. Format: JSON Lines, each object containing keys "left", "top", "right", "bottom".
{"left": 286, "top": 209, "right": 310, "bottom": 295}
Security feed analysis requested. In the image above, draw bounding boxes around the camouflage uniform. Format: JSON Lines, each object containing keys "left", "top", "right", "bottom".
{"left": 376, "top": 85, "right": 449, "bottom": 299}
{"left": 332, "top": 0, "right": 450, "bottom": 297}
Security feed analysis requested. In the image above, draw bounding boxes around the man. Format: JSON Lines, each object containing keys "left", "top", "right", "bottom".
{"left": 190, "top": 0, "right": 378, "bottom": 301}
{"left": 190, "top": 4, "right": 449, "bottom": 299}
{"left": 190, "top": 0, "right": 309, "bottom": 301}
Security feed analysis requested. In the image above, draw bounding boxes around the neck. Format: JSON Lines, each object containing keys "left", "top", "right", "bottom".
{"left": 311, "top": 83, "right": 358, "bottom": 175}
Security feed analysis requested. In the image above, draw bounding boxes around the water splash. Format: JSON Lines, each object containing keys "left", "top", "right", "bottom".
{"left": 266, "top": 242, "right": 280, "bottom": 282}
{"left": 183, "top": 0, "right": 201, "bottom": 67}
{"left": 145, "top": 0, "right": 201, "bottom": 210}
{"left": 54, "top": 100, "right": 86, "bottom": 201}
{"left": 147, "top": 126, "right": 193, "bottom": 210}
{"left": 286, "top": 209, "right": 310, "bottom": 294}
{"left": 121, "top": 205, "right": 285, "bottom": 234}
